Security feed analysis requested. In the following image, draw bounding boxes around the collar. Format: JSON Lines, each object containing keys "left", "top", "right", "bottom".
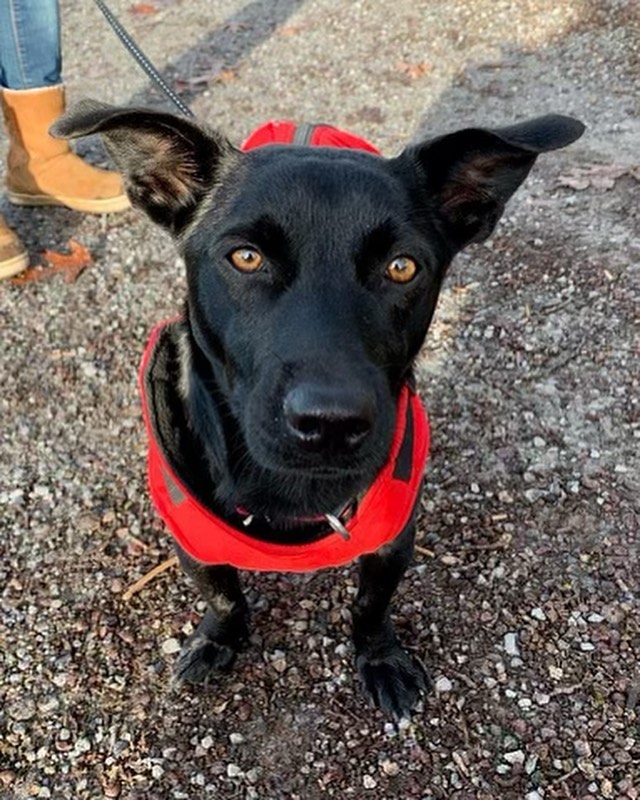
{"left": 234, "top": 496, "right": 357, "bottom": 541}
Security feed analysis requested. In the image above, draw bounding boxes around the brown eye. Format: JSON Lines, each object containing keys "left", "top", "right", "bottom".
{"left": 228, "top": 247, "right": 264, "bottom": 273}
{"left": 386, "top": 255, "right": 417, "bottom": 284}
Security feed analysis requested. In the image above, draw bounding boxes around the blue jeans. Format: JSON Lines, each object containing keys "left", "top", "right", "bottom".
{"left": 0, "top": 0, "right": 61, "bottom": 89}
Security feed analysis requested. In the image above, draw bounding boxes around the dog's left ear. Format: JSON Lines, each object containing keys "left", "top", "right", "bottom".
{"left": 51, "top": 100, "right": 240, "bottom": 233}
{"left": 401, "top": 114, "right": 585, "bottom": 250}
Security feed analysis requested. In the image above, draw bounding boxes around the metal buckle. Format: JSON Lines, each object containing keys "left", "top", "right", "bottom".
{"left": 324, "top": 513, "right": 351, "bottom": 541}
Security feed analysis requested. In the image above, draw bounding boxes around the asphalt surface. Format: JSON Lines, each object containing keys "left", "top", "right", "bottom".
{"left": 1, "top": 1, "right": 638, "bottom": 798}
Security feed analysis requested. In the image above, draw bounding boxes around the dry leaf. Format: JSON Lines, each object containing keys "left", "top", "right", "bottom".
{"left": 10, "top": 265, "right": 49, "bottom": 286}
{"left": 12, "top": 239, "right": 94, "bottom": 285}
{"left": 558, "top": 176, "right": 590, "bottom": 191}
{"left": 217, "top": 68, "right": 236, "bottom": 83}
{"left": 175, "top": 65, "right": 236, "bottom": 88}
{"left": 42, "top": 240, "right": 93, "bottom": 283}
{"left": 558, "top": 163, "right": 639, "bottom": 191}
{"left": 278, "top": 24, "right": 307, "bottom": 36}
{"left": 394, "top": 61, "right": 433, "bottom": 80}
{"left": 128, "top": 3, "right": 158, "bottom": 14}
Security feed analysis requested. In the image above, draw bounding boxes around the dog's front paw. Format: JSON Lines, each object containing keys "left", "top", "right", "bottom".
{"left": 356, "top": 645, "right": 429, "bottom": 720}
{"left": 174, "top": 631, "right": 239, "bottom": 684}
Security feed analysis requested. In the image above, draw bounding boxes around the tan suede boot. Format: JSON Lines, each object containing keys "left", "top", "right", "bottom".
{"left": 1, "top": 85, "right": 129, "bottom": 214}
{"left": 0, "top": 213, "right": 28, "bottom": 279}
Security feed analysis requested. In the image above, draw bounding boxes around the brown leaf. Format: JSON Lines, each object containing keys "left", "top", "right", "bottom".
{"left": 394, "top": 60, "right": 433, "bottom": 80}
{"left": 175, "top": 64, "right": 236, "bottom": 88}
{"left": 10, "top": 265, "right": 49, "bottom": 286}
{"left": 278, "top": 24, "right": 307, "bottom": 36}
{"left": 12, "top": 239, "right": 92, "bottom": 285}
{"left": 128, "top": 3, "right": 158, "bottom": 14}
{"left": 11, "top": 239, "right": 94, "bottom": 286}
{"left": 42, "top": 239, "right": 93, "bottom": 283}
{"left": 217, "top": 68, "right": 236, "bottom": 83}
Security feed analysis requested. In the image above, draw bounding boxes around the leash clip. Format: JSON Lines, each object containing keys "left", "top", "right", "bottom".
{"left": 325, "top": 513, "right": 351, "bottom": 541}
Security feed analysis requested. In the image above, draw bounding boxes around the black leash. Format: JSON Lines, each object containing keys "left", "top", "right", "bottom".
{"left": 92, "top": 0, "right": 195, "bottom": 118}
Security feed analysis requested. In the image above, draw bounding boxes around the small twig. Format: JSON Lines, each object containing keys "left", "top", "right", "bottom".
{"left": 452, "top": 750, "right": 469, "bottom": 776}
{"left": 539, "top": 297, "right": 574, "bottom": 316}
{"left": 466, "top": 541, "right": 510, "bottom": 552}
{"left": 453, "top": 671, "right": 478, "bottom": 690}
{"left": 415, "top": 545, "right": 436, "bottom": 558}
{"left": 523, "top": 335, "right": 587, "bottom": 382}
{"left": 122, "top": 556, "right": 179, "bottom": 601}
{"left": 551, "top": 683, "right": 584, "bottom": 696}
{"left": 550, "top": 766, "right": 578, "bottom": 787}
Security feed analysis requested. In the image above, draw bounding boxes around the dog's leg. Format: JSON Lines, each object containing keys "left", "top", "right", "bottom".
{"left": 173, "top": 546, "right": 249, "bottom": 684}
{"left": 352, "top": 520, "right": 428, "bottom": 720}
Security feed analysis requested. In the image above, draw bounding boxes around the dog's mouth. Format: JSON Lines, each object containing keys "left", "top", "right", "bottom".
{"left": 247, "top": 428, "right": 377, "bottom": 476}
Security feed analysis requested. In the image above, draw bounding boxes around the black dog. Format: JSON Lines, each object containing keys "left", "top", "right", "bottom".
{"left": 53, "top": 104, "right": 583, "bottom": 719}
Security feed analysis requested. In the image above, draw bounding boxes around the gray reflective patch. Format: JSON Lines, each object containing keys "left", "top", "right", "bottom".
{"left": 162, "top": 467, "right": 186, "bottom": 505}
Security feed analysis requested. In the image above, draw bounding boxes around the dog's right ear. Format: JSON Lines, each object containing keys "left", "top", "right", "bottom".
{"left": 51, "top": 100, "right": 240, "bottom": 233}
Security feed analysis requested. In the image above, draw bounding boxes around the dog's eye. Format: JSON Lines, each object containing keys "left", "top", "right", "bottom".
{"left": 228, "top": 247, "right": 264, "bottom": 273}
{"left": 386, "top": 256, "right": 417, "bottom": 284}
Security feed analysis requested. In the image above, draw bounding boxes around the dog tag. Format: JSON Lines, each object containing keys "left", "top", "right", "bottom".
{"left": 325, "top": 513, "right": 351, "bottom": 541}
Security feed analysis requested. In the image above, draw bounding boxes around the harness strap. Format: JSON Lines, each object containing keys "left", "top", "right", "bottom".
{"left": 140, "top": 320, "right": 430, "bottom": 572}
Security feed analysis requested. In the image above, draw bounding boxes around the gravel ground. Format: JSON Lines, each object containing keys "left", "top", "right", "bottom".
{"left": 1, "top": 1, "right": 638, "bottom": 798}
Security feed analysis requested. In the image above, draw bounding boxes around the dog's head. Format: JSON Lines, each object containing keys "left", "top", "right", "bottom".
{"left": 53, "top": 104, "right": 583, "bottom": 512}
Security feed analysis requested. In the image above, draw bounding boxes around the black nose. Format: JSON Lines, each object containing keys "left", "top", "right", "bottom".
{"left": 283, "top": 383, "right": 375, "bottom": 454}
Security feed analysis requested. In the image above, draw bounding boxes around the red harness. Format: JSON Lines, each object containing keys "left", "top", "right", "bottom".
{"left": 139, "top": 121, "right": 431, "bottom": 572}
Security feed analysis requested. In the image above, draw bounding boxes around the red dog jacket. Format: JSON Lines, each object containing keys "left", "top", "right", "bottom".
{"left": 139, "top": 121, "right": 430, "bottom": 572}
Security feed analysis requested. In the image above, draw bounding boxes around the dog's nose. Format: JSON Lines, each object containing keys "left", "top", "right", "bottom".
{"left": 283, "top": 383, "right": 375, "bottom": 454}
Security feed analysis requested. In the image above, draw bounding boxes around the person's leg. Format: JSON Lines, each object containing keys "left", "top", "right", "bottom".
{"left": 0, "top": 0, "right": 127, "bottom": 278}
{"left": 0, "top": 0, "right": 61, "bottom": 89}
{"left": 0, "top": 0, "right": 129, "bottom": 217}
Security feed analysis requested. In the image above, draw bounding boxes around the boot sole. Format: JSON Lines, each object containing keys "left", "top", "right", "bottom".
{"left": 0, "top": 250, "right": 29, "bottom": 280}
{"left": 7, "top": 191, "right": 131, "bottom": 214}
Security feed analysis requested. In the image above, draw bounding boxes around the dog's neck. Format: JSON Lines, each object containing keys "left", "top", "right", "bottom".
{"left": 179, "top": 317, "right": 381, "bottom": 533}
